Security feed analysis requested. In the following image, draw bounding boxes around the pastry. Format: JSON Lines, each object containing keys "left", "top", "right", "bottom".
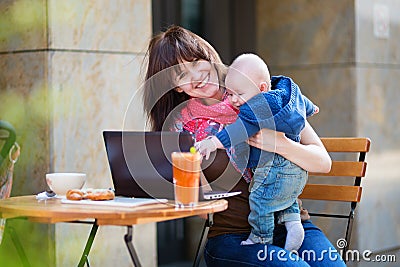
{"left": 85, "top": 189, "right": 115, "bottom": 201}
{"left": 66, "top": 189, "right": 85, "bottom": 200}
{"left": 66, "top": 188, "right": 115, "bottom": 201}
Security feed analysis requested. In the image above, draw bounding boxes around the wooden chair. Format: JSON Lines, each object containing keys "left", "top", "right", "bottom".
{"left": 193, "top": 137, "right": 371, "bottom": 266}
{"left": 299, "top": 137, "right": 371, "bottom": 261}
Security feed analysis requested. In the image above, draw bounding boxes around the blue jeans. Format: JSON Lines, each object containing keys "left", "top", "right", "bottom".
{"left": 204, "top": 221, "right": 346, "bottom": 267}
{"left": 248, "top": 155, "right": 307, "bottom": 243}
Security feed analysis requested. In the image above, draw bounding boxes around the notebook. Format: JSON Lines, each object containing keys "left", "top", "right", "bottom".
{"left": 102, "top": 131, "right": 241, "bottom": 200}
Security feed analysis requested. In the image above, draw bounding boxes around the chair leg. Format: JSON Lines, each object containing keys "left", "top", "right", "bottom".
{"left": 193, "top": 213, "right": 213, "bottom": 267}
{"left": 7, "top": 226, "right": 31, "bottom": 267}
{"left": 343, "top": 209, "right": 355, "bottom": 263}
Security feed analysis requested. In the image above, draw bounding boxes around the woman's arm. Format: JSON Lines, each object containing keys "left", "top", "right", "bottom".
{"left": 247, "top": 121, "right": 331, "bottom": 173}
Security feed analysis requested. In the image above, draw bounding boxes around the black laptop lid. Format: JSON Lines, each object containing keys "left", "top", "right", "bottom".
{"left": 103, "top": 131, "right": 194, "bottom": 198}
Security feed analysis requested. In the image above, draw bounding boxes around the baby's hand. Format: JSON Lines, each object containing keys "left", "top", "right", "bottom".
{"left": 194, "top": 137, "right": 220, "bottom": 160}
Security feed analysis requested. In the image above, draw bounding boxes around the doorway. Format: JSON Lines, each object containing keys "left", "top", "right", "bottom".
{"left": 152, "top": 0, "right": 256, "bottom": 265}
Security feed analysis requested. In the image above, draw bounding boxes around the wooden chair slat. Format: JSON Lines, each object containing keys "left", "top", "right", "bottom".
{"left": 320, "top": 137, "right": 371, "bottom": 153}
{"left": 299, "top": 184, "right": 362, "bottom": 202}
{"left": 310, "top": 161, "right": 367, "bottom": 177}
{"left": 194, "top": 137, "right": 371, "bottom": 265}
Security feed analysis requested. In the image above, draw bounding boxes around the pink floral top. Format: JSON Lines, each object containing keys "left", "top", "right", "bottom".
{"left": 173, "top": 94, "right": 238, "bottom": 141}
{"left": 173, "top": 93, "right": 253, "bottom": 182}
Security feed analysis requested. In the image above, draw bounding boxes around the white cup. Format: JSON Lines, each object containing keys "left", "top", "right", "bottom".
{"left": 46, "top": 173, "right": 86, "bottom": 196}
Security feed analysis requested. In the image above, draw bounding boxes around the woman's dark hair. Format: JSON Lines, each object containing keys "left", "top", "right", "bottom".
{"left": 142, "top": 26, "right": 223, "bottom": 131}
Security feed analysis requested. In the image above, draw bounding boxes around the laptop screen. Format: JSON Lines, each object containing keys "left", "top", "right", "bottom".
{"left": 103, "top": 131, "right": 194, "bottom": 198}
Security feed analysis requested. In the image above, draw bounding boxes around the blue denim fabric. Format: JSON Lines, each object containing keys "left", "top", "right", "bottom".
{"left": 216, "top": 76, "right": 318, "bottom": 169}
{"left": 204, "top": 221, "right": 346, "bottom": 267}
{"left": 247, "top": 154, "right": 307, "bottom": 244}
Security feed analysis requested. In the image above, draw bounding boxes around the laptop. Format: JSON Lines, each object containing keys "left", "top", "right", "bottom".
{"left": 103, "top": 131, "right": 241, "bottom": 200}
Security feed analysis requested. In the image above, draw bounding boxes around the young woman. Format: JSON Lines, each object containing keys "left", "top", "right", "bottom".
{"left": 142, "top": 25, "right": 344, "bottom": 266}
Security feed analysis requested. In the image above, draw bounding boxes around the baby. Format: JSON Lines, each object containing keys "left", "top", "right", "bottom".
{"left": 195, "top": 53, "right": 318, "bottom": 251}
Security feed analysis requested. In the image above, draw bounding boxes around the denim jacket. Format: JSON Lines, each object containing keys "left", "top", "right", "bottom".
{"left": 216, "top": 75, "right": 317, "bottom": 169}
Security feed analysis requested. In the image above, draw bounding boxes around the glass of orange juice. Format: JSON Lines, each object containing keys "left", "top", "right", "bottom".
{"left": 171, "top": 151, "right": 201, "bottom": 208}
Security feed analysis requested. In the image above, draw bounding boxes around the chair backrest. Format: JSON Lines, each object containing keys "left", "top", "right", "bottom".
{"left": 0, "top": 121, "right": 18, "bottom": 245}
{"left": 194, "top": 137, "right": 371, "bottom": 266}
{"left": 299, "top": 137, "right": 371, "bottom": 260}
{"left": 0, "top": 121, "right": 16, "bottom": 167}
{"left": 299, "top": 137, "right": 371, "bottom": 202}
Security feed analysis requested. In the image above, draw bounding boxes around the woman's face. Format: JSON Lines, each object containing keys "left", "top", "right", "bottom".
{"left": 174, "top": 60, "right": 223, "bottom": 101}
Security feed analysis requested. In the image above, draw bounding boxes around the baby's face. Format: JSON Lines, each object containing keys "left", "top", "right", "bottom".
{"left": 225, "top": 70, "right": 261, "bottom": 109}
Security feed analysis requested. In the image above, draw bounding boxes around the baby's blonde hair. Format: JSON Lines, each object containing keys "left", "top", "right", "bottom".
{"left": 230, "top": 53, "right": 270, "bottom": 86}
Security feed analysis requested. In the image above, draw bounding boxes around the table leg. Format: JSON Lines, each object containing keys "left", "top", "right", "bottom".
{"left": 124, "top": 226, "right": 142, "bottom": 267}
{"left": 193, "top": 213, "right": 214, "bottom": 267}
{"left": 77, "top": 220, "right": 99, "bottom": 267}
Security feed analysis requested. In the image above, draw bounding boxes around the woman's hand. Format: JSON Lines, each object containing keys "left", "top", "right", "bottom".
{"left": 247, "top": 122, "right": 332, "bottom": 173}
{"left": 247, "top": 128, "right": 286, "bottom": 153}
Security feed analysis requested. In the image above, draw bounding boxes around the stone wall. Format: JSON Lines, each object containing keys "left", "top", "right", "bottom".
{"left": 355, "top": 1, "right": 400, "bottom": 265}
{"left": 256, "top": 0, "right": 400, "bottom": 265}
{"left": 0, "top": 0, "right": 155, "bottom": 266}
